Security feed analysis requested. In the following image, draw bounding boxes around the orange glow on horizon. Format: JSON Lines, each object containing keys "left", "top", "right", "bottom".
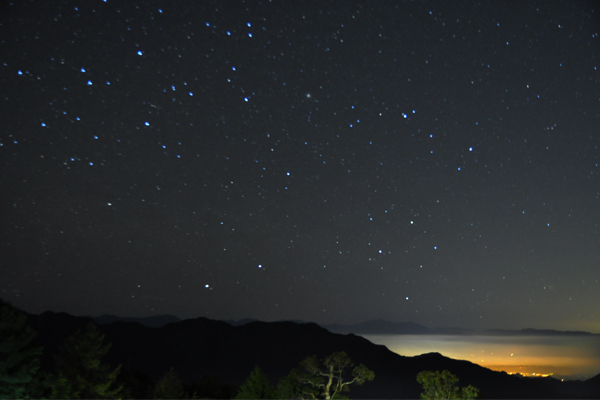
{"left": 361, "top": 334, "right": 600, "bottom": 379}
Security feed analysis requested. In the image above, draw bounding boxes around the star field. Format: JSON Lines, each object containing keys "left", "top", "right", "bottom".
{"left": 1, "top": 0, "right": 600, "bottom": 331}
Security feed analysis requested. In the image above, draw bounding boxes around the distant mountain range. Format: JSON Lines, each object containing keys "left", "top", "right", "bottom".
{"left": 484, "top": 327, "right": 600, "bottom": 337}
{"left": 324, "top": 319, "right": 600, "bottom": 337}
{"left": 91, "top": 314, "right": 181, "bottom": 328}
{"left": 91, "top": 315, "right": 600, "bottom": 337}
{"left": 27, "top": 312, "right": 600, "bottom": 399}
{"left": 323, "top": 319, "right": 475, "bottom": 335}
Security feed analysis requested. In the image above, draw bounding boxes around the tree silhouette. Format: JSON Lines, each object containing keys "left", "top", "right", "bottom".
{"left": 153, "top": 367, "right": 186, "bottom": 399}
{"left": 291, "top": 351, "right": 374, "bottom": 399}
{"left": 190, "top": 374, "right": 238, "bottom": 399}
{"left": 275, "top": 372, "right": 304, "bottom": 399}
{"left": 417, "top": 370, "right": 479, "bottom": 400}
{"left": 234, "top": 366, "right": 275, "bottom": 399}
{"left": 51, "top": 322, "right": 123, "bottom": 399}
{"left": 0, "top": 299, "right": 45, "bottom": 399}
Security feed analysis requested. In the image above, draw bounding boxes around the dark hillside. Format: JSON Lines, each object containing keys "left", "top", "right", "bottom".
{"left": 29, "top": 312, "right": 600, "bottom": 399}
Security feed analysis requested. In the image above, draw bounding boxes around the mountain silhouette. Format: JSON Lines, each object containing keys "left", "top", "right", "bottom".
{"left": 485, "top": 327, "right": 600, "bottom": 337}
{"left": 28, "top": 312, "right": 600, "bottom": 399}
{"left": 91, "top": 313, "right": 181, "bottom": 328}
{"left": 323, "top": 319, "right": 473, "bottom": 335}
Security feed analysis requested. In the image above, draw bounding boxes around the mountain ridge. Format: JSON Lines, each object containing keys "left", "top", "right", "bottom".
{"left": 25, "top": 311, "right": 600, "bottom": 399}
{"left": 91, "top": 313, "right": 181, "bottom": 328}
{"left": 323, "top": 318, "right": 475, "bottom": 335}
{"left": 90, "top": 314, "right": 600, "bottom": 336}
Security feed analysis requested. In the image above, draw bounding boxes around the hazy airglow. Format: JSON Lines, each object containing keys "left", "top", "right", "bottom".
{"left": 362, "top": 334, "right": 600, "bottom": 380}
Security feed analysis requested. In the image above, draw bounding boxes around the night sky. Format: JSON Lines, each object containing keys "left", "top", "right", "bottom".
{"left": 2, "top": 0, "right": 600, "bottom": 332}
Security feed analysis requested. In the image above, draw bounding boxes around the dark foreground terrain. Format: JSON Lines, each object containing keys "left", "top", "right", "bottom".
{"left": 25, "top": 311, "right": 600, "bottom": 399}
